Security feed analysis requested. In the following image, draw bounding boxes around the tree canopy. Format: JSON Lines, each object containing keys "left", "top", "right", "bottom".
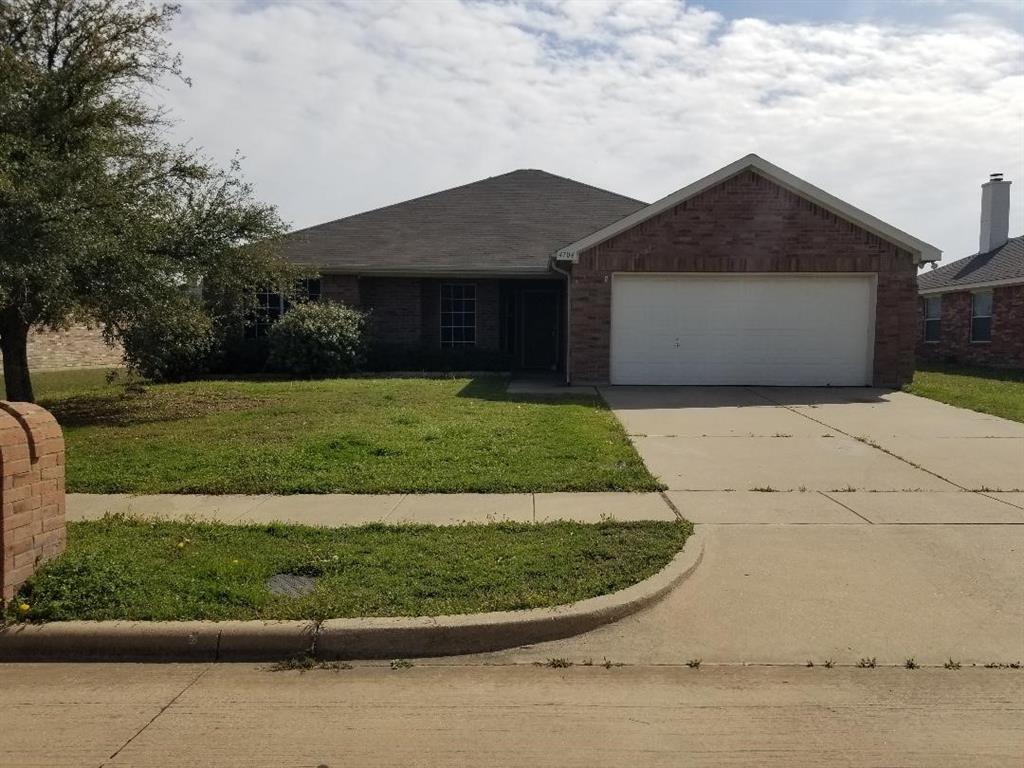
{"left": 0, "top": 0, "right": 294, "bottom": 401}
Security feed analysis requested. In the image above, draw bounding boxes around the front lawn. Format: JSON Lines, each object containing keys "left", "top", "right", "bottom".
{"left": 15, "top": 369, "right": 659, "bottom": 494}
{"left": 9, "top": 517, "right": 691, "bottom": 621}
{"left": 905, "top": 364, "right": 1024, "bottom": 423}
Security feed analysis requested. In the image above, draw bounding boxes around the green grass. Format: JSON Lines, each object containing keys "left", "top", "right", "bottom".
{"left": 905, "top": 364, "right": 1024, "bottom": 423}
{"left": 8, "top": 368, "right": 659, "bottom": 494}
{"left": 9, "top": 517, "right": 692, "bottom": 621}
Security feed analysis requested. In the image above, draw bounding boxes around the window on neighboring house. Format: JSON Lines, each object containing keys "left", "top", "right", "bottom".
{"left": 246, "top": 278, "right": 322, "bottom": 338}
{"left": 923, "top": 296, "right": 941, "bottom": 342}
{"left": 440, "top": 283, "right": 476, "bottom": 347}
{"left": 971, "top": 291, "right": 993, "bottom": 343}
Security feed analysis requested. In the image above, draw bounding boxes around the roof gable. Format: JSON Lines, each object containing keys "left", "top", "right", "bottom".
{"left": 280, "top": 170, "right": 646, "bottom": 275}
{"left": 555, "top": 154, "right": 941, "bottom": 264}
{"left": 918, "top": 236, "right": 1024, "bottom": 293}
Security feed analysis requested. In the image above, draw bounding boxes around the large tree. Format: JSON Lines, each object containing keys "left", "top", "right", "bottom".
{"left": 0, "top": 0, "right": 292, "bottom": 401}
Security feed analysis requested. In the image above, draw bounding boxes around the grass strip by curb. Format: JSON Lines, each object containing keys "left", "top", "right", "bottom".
{"left": 6, "top": 517, "right": 692, "bottom": 623}
{"left": 0, "top": 529, "right": 706, "bottom": 662}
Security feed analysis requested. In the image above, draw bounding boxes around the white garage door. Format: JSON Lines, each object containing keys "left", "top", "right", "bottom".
{"left": 610, "top": 274, "right": 875, "bottom": 386}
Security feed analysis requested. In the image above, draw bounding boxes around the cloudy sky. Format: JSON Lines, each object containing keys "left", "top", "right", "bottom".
{"left": 162, "top": 0, "right": 1024, "bottom": 264}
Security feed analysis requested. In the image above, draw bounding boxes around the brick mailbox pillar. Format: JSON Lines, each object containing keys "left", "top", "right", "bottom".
{"left": 0, "top": 402, "right": 66, "bottom": 602}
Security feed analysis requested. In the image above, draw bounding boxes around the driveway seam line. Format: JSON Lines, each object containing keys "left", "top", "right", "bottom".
{"left": 658, "top": 491, "right": 685, "bottom": 521}
{"left": 818, "top": 491, "right": 874, "bottom": 524}
{"left": 743, "top": 387, "right": 967, "bottom": 491}
{"left": 101, "top": 664, "right": 213, "bottom": 766}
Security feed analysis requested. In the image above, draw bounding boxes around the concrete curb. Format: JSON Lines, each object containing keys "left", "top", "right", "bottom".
{"left": 0, "top": 529, "right": 705, "bottom": 662}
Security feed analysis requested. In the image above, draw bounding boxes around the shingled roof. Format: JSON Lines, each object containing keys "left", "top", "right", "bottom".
{"left": 918, "top": 236, "right": 1024, "bottom": 293}
{"left": 279, "top": 170, "right": 646, "bottom": 275}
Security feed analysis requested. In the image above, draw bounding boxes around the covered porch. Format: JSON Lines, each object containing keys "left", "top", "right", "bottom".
{"left": 321, "top": 273, "right": 566, "bottom": 372}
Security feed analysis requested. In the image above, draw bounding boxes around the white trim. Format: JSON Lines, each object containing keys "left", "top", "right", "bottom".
{"left": 555, "top": 154, "right": 942, "bottom": 265}
{"left": 919, "top": 276, "right": 1024, "bottom": 295}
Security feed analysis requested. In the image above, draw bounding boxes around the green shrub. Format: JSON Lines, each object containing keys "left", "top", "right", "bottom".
{"left": 266, "top": 302, "right": 366, "bottom": 376}
{"left": 120, "top": 299, "right": 218, "bottom": 382}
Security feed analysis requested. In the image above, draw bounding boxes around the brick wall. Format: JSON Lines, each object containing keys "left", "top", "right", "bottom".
{"left": 321, "top": 274, "right": 361, "bottom": 307}
{"left": 361, "top": 278, "right": 424, "bottom": 346}
{"left": 0, "top": 402, "right": 65, "bottom": 602}
{"left": 569, "top": 170, "right": 919, "bottom": 387}
{"left": 917, "top": 284, "right": 1024, "bottom": 368}
{"left": 0, "top": 325, "right": 122, "bottom": 372}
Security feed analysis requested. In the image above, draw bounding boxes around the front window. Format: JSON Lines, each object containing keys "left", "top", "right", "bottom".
{"left": 922, "top": 296, "right": 941, "bottom": 342}
{"left": 247, "top": 278, "right": 322, "bottom": 338}
{"left": 971, "top": 291, "right": 993, "bottom": 343}
{"left": 440, "top": 283, "right": 476, "bottom": 347}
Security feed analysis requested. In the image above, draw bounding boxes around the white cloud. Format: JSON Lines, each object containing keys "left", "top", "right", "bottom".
{"left": 162, "top": 0, "right": 1024, "bottom": 262}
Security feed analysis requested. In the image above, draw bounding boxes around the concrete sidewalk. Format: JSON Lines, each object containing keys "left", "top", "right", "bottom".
{"left": 67, "top": 489, "right": 1024, "bottom": 526}
{"left": 66, "top": 491, "right": 681, "bottom": 526}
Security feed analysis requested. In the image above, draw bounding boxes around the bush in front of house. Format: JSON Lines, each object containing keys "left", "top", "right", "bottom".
{"left": 120, "top": 298, "right": 219, "bottom": 382}
{"left": 266, "top": 301, "right": 367, "bottom": 377}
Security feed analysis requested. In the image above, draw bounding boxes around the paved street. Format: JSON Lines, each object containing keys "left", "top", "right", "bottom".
{"left": 3, "top": 663, "right": 1021, "bottom": 767}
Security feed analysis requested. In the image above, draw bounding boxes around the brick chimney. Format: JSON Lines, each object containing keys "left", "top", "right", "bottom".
{"left": 979, "top": 173, "right": 1011, "bottom": 253}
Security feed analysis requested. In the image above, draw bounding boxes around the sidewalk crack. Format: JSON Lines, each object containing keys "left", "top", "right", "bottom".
{"left": 658, "top": 491, "right": 684, "bottom": 521}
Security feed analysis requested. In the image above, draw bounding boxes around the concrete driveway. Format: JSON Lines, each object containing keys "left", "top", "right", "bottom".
{"left": 460, "top": 387, "right": 1024, "bottom": 667}
{"left": 604, "top": 386, "right": 1024, "bottom": 495}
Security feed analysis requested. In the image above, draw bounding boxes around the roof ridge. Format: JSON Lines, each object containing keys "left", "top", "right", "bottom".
{"left": 285, "top": 169, "right": 645, "bottom": 238}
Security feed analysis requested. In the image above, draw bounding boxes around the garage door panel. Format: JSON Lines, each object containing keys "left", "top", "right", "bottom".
{"left": 610, "top": 275, "right": 874, "bottom": 386}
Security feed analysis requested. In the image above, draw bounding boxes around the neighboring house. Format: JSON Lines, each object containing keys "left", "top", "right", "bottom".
{"left": 279, "top": 154, "right": 941, "bottom": 387}
{"left": 918, "top": 174, "right": 1023, "bottom": 369}
{"left": 0, "top": 325, "right": 122, "bottom": 372}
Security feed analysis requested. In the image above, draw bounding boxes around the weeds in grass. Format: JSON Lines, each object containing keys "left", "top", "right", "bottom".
{"left": 602, "top": 658, "right": 623, "bottom": 669}
{"left": 686, "top": 658, "right": 702, "bottom": 669}
{"left": 904, "top": 658, "right": 918, "bottom": 670}
{"left": 390, "top": 659, "right": 413, "bottom": 670}
{"left": 823, "top": 659, "right": 834, "bottom": 669}
{"left": 856, "top": 657, "right": 877, "bottom": 668}
{"left": 983, "top": 661, "right": 1022, "bottom": 669}
{"left": 805, "top": 660, "right": 814, "bottom": 667}
{"left": 944, "top": 658, "right": 961, "bottom": 670}
{"left": 750, "top": 486, "right": 777, "bottom": 493}
{"left": 831, "top": 486, "right": 857, "bottom": 493}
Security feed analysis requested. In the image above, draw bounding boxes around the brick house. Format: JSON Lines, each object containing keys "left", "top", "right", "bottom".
{"left": 279, "top": 154, "right": 940, "bottom": 387}
{"left": 917, "top": 174, "right": 1022, "bottom": 369}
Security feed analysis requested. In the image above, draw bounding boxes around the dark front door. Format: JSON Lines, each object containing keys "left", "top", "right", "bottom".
{"left": 520, "top": 290, "right": 559, "bottom": 370}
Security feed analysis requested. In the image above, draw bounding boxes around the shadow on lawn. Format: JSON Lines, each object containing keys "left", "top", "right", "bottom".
{"left": 455, "top": 376, "right": 601, "bottom": 405}
{"left": 43, "top": 389, "right": 268, "bottom": 428}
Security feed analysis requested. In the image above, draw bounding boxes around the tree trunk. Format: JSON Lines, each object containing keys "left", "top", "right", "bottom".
{"left": 0, "top": 312, "right": 35, "bottom": 403}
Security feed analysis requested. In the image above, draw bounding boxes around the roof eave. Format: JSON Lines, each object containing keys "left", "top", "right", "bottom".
{"left": 918, "top": 276, "right": 1024, "bottom": 295}
{"left": 314, "top": 265, "right": 555, "bottom": 278}
{"left": 554, "top": 154, "right": 942, "bottom": 265}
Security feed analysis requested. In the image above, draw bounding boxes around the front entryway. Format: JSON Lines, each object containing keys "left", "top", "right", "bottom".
{"left": 499, "top": 280, "right": 563, "bottom": 371}
{"left": 609, "top": 274, "right": 876, "bottom": 386}
{"left": 520, "top": 289, "right": 560, "bottom": 370}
